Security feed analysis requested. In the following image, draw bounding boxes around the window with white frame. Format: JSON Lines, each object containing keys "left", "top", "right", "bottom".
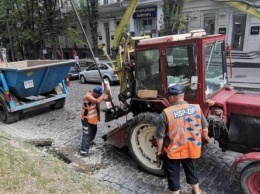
{"left": 141, "top": 19, "right": 153, "bottom": 31}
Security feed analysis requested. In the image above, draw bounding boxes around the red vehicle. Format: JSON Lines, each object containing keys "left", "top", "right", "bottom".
{"left": 69, "top": 0, "right": 260, "bottom": 191}
{"left": 102, "top": 30, "right": 260, "bottom": 193}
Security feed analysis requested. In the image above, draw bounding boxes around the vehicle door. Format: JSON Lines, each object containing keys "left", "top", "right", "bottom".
{"left": 85, "top": 64, "right": 98, "bottom": 81}
{"left": 98, "top": 63, "right": 109, "bottom": 82}
{"left": 165, "top": 44, "right": 198, "bottom": 103}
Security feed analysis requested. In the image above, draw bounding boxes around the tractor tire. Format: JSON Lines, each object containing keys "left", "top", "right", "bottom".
{"left": 241, "top": 162, "right": 260, "bottom": 194}
{"left": 0, "top": 95, "right": 19, "bottom": 124}
{"left": 127, "top": 112, "right": 164, "bottom": 176}
{"left": 50, "top": 98, "right": 66, "bottom": 109}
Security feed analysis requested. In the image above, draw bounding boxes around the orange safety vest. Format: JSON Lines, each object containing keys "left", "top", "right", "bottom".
{"left": 163, "top": 104, "right": 202, "bottom": 159}
{"left": 82, "top": 95, "right": 100, "bottom": 125}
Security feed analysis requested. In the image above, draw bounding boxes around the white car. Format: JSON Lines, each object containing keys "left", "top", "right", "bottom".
{"left": 79, "top": 61, "right": 119, "bottom": 85}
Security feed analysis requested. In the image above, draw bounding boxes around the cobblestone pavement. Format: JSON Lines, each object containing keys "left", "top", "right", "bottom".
{"left": 0, "top": 80, "right": 245, "bottom": 194}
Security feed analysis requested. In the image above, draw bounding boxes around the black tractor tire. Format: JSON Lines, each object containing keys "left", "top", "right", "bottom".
{"left": 241, "top": 162, "right": 260, "bottom": 194}
{"left": 0, "top": 95, "right": 19, "bottom": 124}
{"left": 127, "top": 112, "right": 164, "bottom": 176}
{"left": 80, "top": 75, "right": 86, "bottom": 84}
{"left": 50, "top": 98, "right": 66, "bottom": 109}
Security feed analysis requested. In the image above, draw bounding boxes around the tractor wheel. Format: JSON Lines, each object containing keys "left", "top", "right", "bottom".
{"left": 127, "top": 112, "right": 164, "bottom": 176}
{"left": 50, "top": 98, "right": 66, "bottom": 109}
{"left": 241, "top": 162, "right": 260, "bottom": 194}
{"left": 0, "top": 95, "right": 19, "bottom": 124}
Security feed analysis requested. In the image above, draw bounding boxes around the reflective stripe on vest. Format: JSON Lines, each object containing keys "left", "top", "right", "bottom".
{"left": 82, "top": 100, "right": 99, "bottom": 124}
{"left": 163, "top": 104, "right": 202, "bottom": 159}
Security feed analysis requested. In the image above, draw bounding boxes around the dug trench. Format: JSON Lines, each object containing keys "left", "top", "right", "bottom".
{"left": 25, "top": 138, "right": 107, "bottom": 175}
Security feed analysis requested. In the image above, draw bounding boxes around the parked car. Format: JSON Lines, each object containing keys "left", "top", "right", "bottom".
{"left": 79, "top": 61, "right": 119, "bottom": 85}
{"left": 68, "top": 63, "right": 81, "bottom": 79}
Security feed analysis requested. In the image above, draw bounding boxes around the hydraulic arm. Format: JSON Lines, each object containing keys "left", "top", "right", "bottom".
{"left": 213, "top": 0, "right": 260, "bottom": 19}
{"left": 112, "top": 0, "right": 139, "bottom": 95}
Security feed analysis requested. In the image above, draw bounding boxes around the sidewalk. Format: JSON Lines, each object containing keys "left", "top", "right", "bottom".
{"left": 228, "top": 56, "right": 260, "bottom": 91}
{"left": 232, "top": 56, "right": 260, "bottom": 68}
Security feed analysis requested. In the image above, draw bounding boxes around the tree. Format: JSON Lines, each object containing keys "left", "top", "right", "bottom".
{"left": 160, "top": 0, "right": 187, "bottom": 36}
{"left": 80, "top": 0, "right": 99, "bottom": 55}
{"left": 0, "top": 0, "right": 72, "bottom": 60}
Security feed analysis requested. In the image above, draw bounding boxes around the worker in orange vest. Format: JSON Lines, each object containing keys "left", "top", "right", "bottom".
{"left": 156, "top": 84, "right": 210, "bottom": 194}
{"left": 80, "top": 86, "right": 107, "bottom": 157}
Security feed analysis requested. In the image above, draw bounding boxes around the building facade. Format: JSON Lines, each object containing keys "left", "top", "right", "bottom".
{"left": 98, "top": 0, "right": 125, "bottom": 55}
{"left": 184, "top": 0, "right": 260, "bottom": 52}
{"left": 54, "top": 0, "right": 260, "bottom": 59}
{"left": 97, "top": 0, "right": 260, "bottom": 54}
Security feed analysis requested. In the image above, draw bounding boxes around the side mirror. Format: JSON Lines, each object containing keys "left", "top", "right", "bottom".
{"left": 191, "top": 76, "right": 198, "bottom": 90}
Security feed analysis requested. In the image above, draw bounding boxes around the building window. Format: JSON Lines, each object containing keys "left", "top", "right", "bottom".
{"left": 104, "top": 0, "right": 108, "bottom": 4}
{"left": 142, "top": 19, "right": 153, "bottom": 30}
{"left": 204, "top": 14, "right": 215, "bottom": 35}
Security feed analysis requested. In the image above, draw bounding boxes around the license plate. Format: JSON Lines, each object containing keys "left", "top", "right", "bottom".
{"left": 72, "top": 73, "right": 78, "bottom": 76}
{"left": 24, "top": 80, "right": 34, "bottom": 89}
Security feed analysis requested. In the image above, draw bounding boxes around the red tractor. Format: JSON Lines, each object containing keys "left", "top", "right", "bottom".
{"left": 103, "top": 30, "right": 260, "bottom": 193}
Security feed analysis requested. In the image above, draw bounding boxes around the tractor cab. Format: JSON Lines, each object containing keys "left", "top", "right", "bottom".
{"left": 133, "top": 30, "right": 228, "bottom": 115}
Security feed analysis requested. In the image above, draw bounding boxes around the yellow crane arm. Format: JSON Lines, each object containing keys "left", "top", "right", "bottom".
{"left": 213, "top": 0, "right": 260, "bottom": 19}
{"left": 225, "top": 1, "right": 260, "bottom": 19}
{"left": 112, "top": 0, "right": 139, "bottom": 50}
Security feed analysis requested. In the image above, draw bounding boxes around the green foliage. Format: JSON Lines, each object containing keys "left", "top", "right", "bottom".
{"left": 160, "top": 0, "right": 187, "bottom": 36}
{"left": 80, "top": 0, "right": 99, "bottom": 55}
{"left": 0, "top": 0, "right": 73, "bottom": 60}
{"left": 65, "top": 27, "right": 85, "bottom": 47}
{"left": 0, "top": 130, "right": 118, "bottom": 193}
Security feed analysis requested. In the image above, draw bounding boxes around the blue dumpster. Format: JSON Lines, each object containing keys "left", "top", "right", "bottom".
{"left": 0, "top": 60, "right": 75, "bottom": 124}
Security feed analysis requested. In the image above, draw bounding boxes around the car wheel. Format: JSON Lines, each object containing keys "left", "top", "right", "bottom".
{"left": 50, "top": 98, "right": 66, "bottom": 109}
{"left": 0, "top": 93, "right": 20, "bottom": 124}
{"left": 80, "top": 75, "right": 86, "bottom": 84}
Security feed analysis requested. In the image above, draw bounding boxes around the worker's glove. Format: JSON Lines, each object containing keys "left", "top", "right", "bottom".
{"left": 103, "top": 88, "right": 110, "bottom": 94}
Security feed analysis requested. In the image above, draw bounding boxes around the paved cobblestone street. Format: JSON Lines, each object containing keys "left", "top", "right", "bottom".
{"left": 0, "top": 80, "right": 245, "bottom": 194}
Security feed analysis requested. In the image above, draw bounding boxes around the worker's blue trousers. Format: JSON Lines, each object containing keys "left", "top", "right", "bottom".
{"left": 80, "top": 119, "right": 97, "bottom": 153}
